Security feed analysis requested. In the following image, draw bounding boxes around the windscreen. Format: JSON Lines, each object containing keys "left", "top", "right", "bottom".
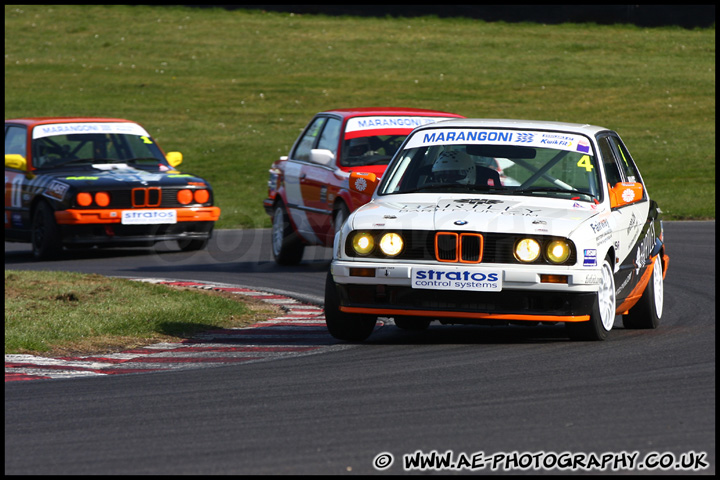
{"left": 340, "top": 116, "right": 454, "bottom": 168}
{"left": 380, "top": 127, "right": 601, "bottom": 202}
{"left": 31, "top": 122, "right": 167, "bottom": 169}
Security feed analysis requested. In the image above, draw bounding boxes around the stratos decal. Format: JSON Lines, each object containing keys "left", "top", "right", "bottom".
{"left": 412, "top": 267, "right": 502, "bottom": 291}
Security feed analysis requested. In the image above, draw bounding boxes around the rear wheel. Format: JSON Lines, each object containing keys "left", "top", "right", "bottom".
{"left": 324, "top": 272, "right": 376, "bottom": 342}
{"left": 567, "top": 258, "right": 616, "bottom": 341}
{"left": 271, "top": 202, "right": 304, "bottom": 265}
{"left": 31, "top": 202, "right": 62, "bottom": 260}
{"left": 623, "top": 254, "right": 663, "bottom": 329}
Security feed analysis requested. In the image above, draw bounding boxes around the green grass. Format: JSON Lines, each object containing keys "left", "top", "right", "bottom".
{"left": 4, "top": 5, "right": 715, "bottom": 224}
{"left": 4, "top": 270, "right": 279, "bottom": 355}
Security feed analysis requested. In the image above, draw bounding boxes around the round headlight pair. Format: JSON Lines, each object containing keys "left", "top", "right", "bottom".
{"left": 514, "top": 238, "right": 571, "bottom": 264}
{"left": 76, "top": 191, "right": 110, "bottom": 207}
{"left": 177, "top": 189, "right": 210, "bottom": 205}
{"left": 352, "top": 232, "right": 404, "bottom": 257}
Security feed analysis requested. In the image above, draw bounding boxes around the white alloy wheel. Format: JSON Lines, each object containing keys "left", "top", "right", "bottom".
{"left": 271, "top": 203, "right": 304, "bottom": 265}
{"left": 651, "top": 255, "right": 664, "bottom": 319}
{"left": 271, "top": 206, "right": 285, "bottom": 257}
{"left": 597, "top": 259, "right": 617, "bottom": 332}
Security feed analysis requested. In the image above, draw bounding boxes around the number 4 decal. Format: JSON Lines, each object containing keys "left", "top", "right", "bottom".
{"left": 577, "top": 155, "right": 594, "bottom": 172}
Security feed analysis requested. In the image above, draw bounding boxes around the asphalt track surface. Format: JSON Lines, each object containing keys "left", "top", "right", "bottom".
{"left": 4, "top": 221, "right": 715, "bottom": 475}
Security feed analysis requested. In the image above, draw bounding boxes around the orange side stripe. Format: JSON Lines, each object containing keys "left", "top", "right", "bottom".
{"left": 339, "top": 306, "right": 590, "bottom": 323}
{"left": 615, "top": 253, "right": 658, "bottom": 314}
{"left": 55, "top": 207, "right": 221, "bottom": 225}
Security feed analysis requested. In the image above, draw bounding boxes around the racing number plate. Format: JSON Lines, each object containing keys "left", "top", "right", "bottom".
{"left": 411, "top": 266, "right": 502, "bottom": 292}
{"left": 121, "top": 210, "right": 177, "bottom": 225}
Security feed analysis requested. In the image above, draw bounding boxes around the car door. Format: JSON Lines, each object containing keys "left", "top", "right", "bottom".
{"left": 4, "top": 124, "right": 30, "bottom": 237}
{"left": 598, "top": 133, "right": 653, "bottom": 301}
{"left": 285, "top": 115, "right": 342, "bottom": 245}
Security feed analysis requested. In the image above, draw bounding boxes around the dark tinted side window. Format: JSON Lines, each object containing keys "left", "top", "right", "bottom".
{"left": 293, "top": 117, "right": 327, "bottom": 162}
{"left": 597, "top": 136, "right": 623, "bottom": 187}
{"left": 316, "top": 117, "right": 341, "bottom": 155}
{"left": 5, "top": 125, "right": 27, "bottom": 157}
{"left": 608, "top": 135, "right": 642, "bottom": 183}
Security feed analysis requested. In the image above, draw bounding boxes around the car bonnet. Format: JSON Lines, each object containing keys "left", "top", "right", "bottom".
{"left": 349, "top": 194, "right": 603, "bottom": 238}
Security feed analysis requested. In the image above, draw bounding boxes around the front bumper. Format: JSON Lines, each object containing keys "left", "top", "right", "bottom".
{"left": 54, "top": 207, "right": 219, "bottom": 246}
{"left": 263, "top": 197, "right": 275, "bottom": 216}
{"left": 330, "top": 260, "right": 600, "bottom": 323}
{"left": 55, "top": 207, "right": 220, "bottom": 225}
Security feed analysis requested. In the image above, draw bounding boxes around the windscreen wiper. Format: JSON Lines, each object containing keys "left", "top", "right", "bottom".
{"left": 513, "top": 186, "right": 596, "bottom": 200}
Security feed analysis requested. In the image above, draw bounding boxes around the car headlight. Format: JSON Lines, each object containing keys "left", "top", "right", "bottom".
{"left": 76, "top": 192, "right": 93, "bottom": 207}
{"left": 379, "top": 232, "right": 403, "bottom": 257}
{"left": 546, "top": 239, "right": 571, "bottom": 264}
{"left": 352, "top": 232, "right": 375, "bottom": 255}
{"left": 514, "top": 238, "right": 541, "bottom": 263}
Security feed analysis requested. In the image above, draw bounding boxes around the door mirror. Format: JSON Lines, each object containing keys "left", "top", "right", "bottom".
{"left": 609, "top": 182, "right": 643, "bottom": 208}
{"left": 5, "top": 154, "right": 27, "bottom": 171}
{"left": 309, "top": 149, "right": 335, "bottom": 166}
{"left": 165, "top": 151, "right": 183, "bottom": 167}
{"left": 349, "top": 171, "right": 378, "bottom": 196}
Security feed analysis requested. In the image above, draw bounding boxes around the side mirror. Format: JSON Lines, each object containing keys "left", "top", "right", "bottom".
{"left": 5, "top": 154, "right": 27, "bottom": 171}
{"left": 609, "top": 182, "right": 644, "bottom": 208}
{"left": 309, "top": 149, "right": 335, "bottom": 166}
{"left": 349, "top": 171, "right": 379, "bottom": 196}
{"left": 166, "top": 151, "right": 183, "bottom": 168}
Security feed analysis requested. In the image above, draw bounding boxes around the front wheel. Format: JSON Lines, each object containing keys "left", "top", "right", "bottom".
{"left": 31, "top": 202, "right": 63, "bottom": 260}
{"left": 567, "top": 258, "right": 616, "bottom": 341}
{"left": 324, "top": 272, "right": 376, "bottom": 342}
{"left": 623, "top": 254, "right": 663, "bottom": 329}
{"left": 333, "top": 202, "right": 350, "bottom": 235}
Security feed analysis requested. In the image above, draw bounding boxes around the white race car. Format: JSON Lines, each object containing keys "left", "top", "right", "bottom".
{"left": 325, "top": 119, "right": 668, "bottom": 341}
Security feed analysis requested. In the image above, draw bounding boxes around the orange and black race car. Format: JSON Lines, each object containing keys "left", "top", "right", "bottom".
{"left": 5, "top": 117, "right": 220, "bottom": 259}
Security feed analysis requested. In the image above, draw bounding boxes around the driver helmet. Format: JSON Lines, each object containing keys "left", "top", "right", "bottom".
{"left": 431, "top": 149, "right": 476, "bottom": 184}
{"left": 347, "top": 137, "right": 371, "bottom": 157}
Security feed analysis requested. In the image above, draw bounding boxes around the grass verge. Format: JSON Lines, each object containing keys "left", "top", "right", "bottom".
{"left": 4, "top": 270, "right": 282, "bottom": 356}
{"left": 4, "top": 5, "right": 715, "bottom": 223}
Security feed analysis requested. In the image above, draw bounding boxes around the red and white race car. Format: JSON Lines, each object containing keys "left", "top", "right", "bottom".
{"left": 263, "top": 107, "right": 463, "bottom": 264}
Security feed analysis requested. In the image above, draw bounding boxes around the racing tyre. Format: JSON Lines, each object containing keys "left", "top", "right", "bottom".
{"left": 324, "top": 272, "right": 376, "bottom": 342}
{"left": 622, "top": 254, "right": 663, "bottom": 329}
{"left": 333, "top": 202, "right": 350, "bottom": 235}
{"left": 271, "top": 202, "right": 305, "bottom": 265}
{"left": 31, "top": 202, "right": 62, "bottom": 260}
{"left": 567, "top": 258, "right": 616, "bottom": 341}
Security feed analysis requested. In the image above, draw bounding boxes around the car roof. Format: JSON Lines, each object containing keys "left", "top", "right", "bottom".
{"left": 412, "top": 118, "right": 611, "bottom": 136}
{"left": 317, "top": 107, "right": 464, "bottom": 119}
{"left": 5, "top": 117, "right": 136, "bottom": 127}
